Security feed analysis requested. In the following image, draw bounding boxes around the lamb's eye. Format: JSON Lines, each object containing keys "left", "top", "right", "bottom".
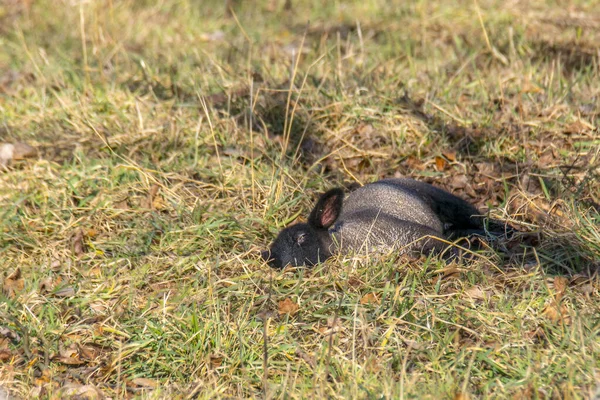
{"left": 296, "top": 233, "right": 307, "bottom": 245}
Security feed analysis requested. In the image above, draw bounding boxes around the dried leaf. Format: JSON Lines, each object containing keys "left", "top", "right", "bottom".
{"left": 553, "top": 276, "right": 568, "bottom": 302}
{"left": 576, "top": 284, "right": 594, "bottom": 296}
{"left": 90, "top": 302, "right": 107, "bottom": 313}
{"left": 12, "top": 142, "right": 37, "bottom": 159}
{"left": 521, "top": 81, "right": 543, "bottom": 94}
{"left": 543, "top": 303, "right": 571, "bottom": 325}
{"left": 465, "top": 286, "right": 488, "bottom": 301}
{"left": 316, "top": 316, "right": 343, "bottom": 336}
{"left": 58, "top": 383, "right": 102, "bottom": 399}
{"left": 435, "top": 156, "right": 447, "bottom": 171}
{"left": 570, "top": 274, "right": 590, "bottom": 285}
{"left": 50, "top": 259, "right": 62, "bottom": 271}
{"left": 3, "top": 268, "right": 24, "bottom": 298}
{"left": 142, "top": 184, "right": 160, "bottom": 209}
{"left": 0, "top": 386, "right": 13, "bottom": 400}
{"left": 347, "top": 276, "right": 364, "bottom": 288}
{"left": 278, "top": 298, "right": 299, "bottom": 315}
{"left": 114, "top": 199, "right": 129, "bottom": 210}
{"left": 434, "top": 266, "right": 464, "bottom": 280}
{"left": 29, "top": 386, "right": 44, "bottom": 398}
{"left": 0, "top": 326, "right": 20, "bottom": 342}
{"left": 72, "top": 229, "right": 86, "bottom": 256}
{"left": 87, "top": 267, "right": 102, "bottom": 277}
{"left": 86, "top": 228, "right": 98, "bottom": 238}
{"left": 130, "top": 378, "right": 159, "bottom": 388}
{"left": 295, "top": 349, "right": 316, "bottom": 368}
{"left": 39, "top": 277, "right": 54, "bottom": 294}
{"left": 454, "top": 393, "right": 471, "bottom": 400}
{"left": 564, "top": 120, "right": 590, "bottom": 135}
{"left": 443, "top": 151, "right": 457, "bottom": 162}
{"left": 0, "top": 142, "right": 37, "bottom": 166}
{"left": 58, "top": 356, "right": 86, "bottom": 365}
{"left": 0, "top": 349, "right": 12, "bottom": 362}
{"left": 450, "top": 174, "right": 469, "bottom": 189}
{"left": 359, "top": 292, "right": 380, "bottom": 305}
{"left": 59, "top": 343, "right": 78, "bottom": 359}
{"left": 199, "top": 30, "right": 225, "bottom": 42}
{"left": 152, "top": 195, "right": 166, "bottom": 210}
{"left": 525, "top": 327, "right": 547, "bottom": 342}
{"left": 209, "top": 354, "right": 224, "bottom": 369}
{"left": 78, "top": 344, "right": 100, "bottom": 361}
{"left": 53, "top": 286, "right": 76, "bottom": 298}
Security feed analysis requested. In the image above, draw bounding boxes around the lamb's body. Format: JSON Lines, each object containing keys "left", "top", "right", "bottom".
{"left": 324, "top": 178, "right": 482, "bottom": 255}
{"left": 263, "top": 178, "right": 485, "bottom": 269}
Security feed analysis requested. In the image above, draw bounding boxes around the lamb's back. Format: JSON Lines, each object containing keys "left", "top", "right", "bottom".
{"left": 339, "top": 179, "right": 444, "bottom": 233}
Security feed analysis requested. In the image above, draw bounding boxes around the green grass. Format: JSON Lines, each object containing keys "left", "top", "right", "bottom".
{"left": 1, "top": 0, "right": 599, "bottom": 398}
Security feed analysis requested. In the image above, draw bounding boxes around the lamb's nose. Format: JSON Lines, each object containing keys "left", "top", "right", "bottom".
{"left": 260, "top": 250, "right": 271, "bottom": 261}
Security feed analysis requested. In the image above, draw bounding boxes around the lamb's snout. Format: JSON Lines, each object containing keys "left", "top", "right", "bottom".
{"left": 260, "top": 249, "right": 283, "bottom": 269}
{"left": 260, "top": 250, "right": 271, "bottom": 262}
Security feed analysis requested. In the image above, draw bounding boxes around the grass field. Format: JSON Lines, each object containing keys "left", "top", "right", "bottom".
{"left": 1, "top": 0, "right": 599, "bottom": 398}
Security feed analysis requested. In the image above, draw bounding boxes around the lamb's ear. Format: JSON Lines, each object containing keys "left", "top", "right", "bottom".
{"left": 308, "top": 188, "right": 344, "bottom": 229}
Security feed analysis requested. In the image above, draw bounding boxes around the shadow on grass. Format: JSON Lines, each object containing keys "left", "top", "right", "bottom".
{"left": 530, "top": 39, "right": 599, "bottom": 75}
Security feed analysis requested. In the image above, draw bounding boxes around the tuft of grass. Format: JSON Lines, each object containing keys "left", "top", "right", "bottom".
{"left": 1, "top": 0, "right": 599, "bottom": 398}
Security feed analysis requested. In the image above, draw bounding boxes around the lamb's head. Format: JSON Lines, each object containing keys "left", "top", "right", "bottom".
{"left": 262, "top": 188, "right": 344, "bottom": 269}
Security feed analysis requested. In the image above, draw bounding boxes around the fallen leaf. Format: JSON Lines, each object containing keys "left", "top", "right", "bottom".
{"left": 2, "top": 268, "right": 24, "bottom": 298}
{"left": 563, "top": 120, "right": 590, "bottom": 135}
{"left": 57, "top": 343, "right": 86, "bottom": 366}
{"left": 0, "top": 385, "right": 13, "bottom": 400}
{"left": 347, "top": 276, "right": 364, "bottom": 288}
{"left": 295, "top": 349, "right": 316, "bottom": 368}
{"left": 435, "top": 156, "right": 447, "bottom": 171}
{"left": 53, "top": 286, "right": 76, "bottom": 298}
{"left": 402, "top": 156, "right": 426, "bottom": 171}
{"left": 199, "top": 30, "right": 225, "bottom": 42}
{"left": 39, "top": 277, "right": 54, "bottom": 294}
{"left": 59, "top": 343, "right": 78, "bottom": 359}
{"left": 525, "top": 327, "right": 547, "bottom": 342}
{"left": 141, "top": 184, "right": 160, "bottom": 209}
{"left": 278, "top": 298, "right": 299, "bottom": 315}
{"left": 543, "top": 302, "right": 571, "bottom": 325}
{"left": 58, "top": 383, "right": 102, "bottom": 399}
{"left": 433, "top": 266, "right": 464, "bottom": 280}
{"left": 521, "top": 81, "right": 543, "bottom": 94}
{"left": 130, "top": 378, "right": 159, "bottom": 388}
{"left": 78, "top": 344, "right": 100, "bottom": 361}
{"left": 209, "top": 354, "right": 224, "bottom": 369}
{"left": 28, "top": 386, "right": 45, "bottom": 398}
{"left": 316, "top": 317, "right": 344, "bottom": 336}
{"left": 443, "top": 151, "right": 457, "bottom": 162}
{"left": 90, "top": 302, "right": 107, "bottom": 313}
{"left": 50, "top": 259, "right": 62, "bottom": 271}
{"left": 58, "top": 356, "right": 86, "bottom": 365}
{"left": 454, "top": 392, "right": 471, "bottom": 400}
{"left": 113, "top": 199, "right": 129, "bottom": 210}
{"left": 0, "top": 349, "right": 12, "bottom": 362}
{"left": 86, "top": 267, "right": 102, "bottom": 277}
{"left": 402, "top": 339, "right": 423, "bottom": 350}
{"left": 359, "top": 292, "right": 380, "bottom": 305}
{"left": 576, "top": 284, "right": 594, "bottom": 296}
{"left": 152, "top": 195, "right": 166, "bottom": 210}
{"left": 570, "top": 274, "right": 590, "bottom": 285}
{"left": 86, "top": 228, "right": 98, "bottom": 238}
{"left": 465, "top": 286, "right": 488, "bottom": 301}
{"left": 0, "top": 326, "right": 20, "bottom": 342}
{"left": 0, "top": 142, "right": 37, "bottom": 166}
{"left": 553, "top": 276, "right": 568, "bottom": 302}
{"left": 72, "top": 229, "right": 86, "bottom": 256}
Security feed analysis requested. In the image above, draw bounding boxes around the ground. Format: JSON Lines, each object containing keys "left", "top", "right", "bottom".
{"left": 0, "top": 0, "right": 599, "bottom": 399}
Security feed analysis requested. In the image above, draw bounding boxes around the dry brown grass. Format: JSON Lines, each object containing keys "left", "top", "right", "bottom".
{"left": 1, "top": 0, "right": 599, "bottom": 398}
